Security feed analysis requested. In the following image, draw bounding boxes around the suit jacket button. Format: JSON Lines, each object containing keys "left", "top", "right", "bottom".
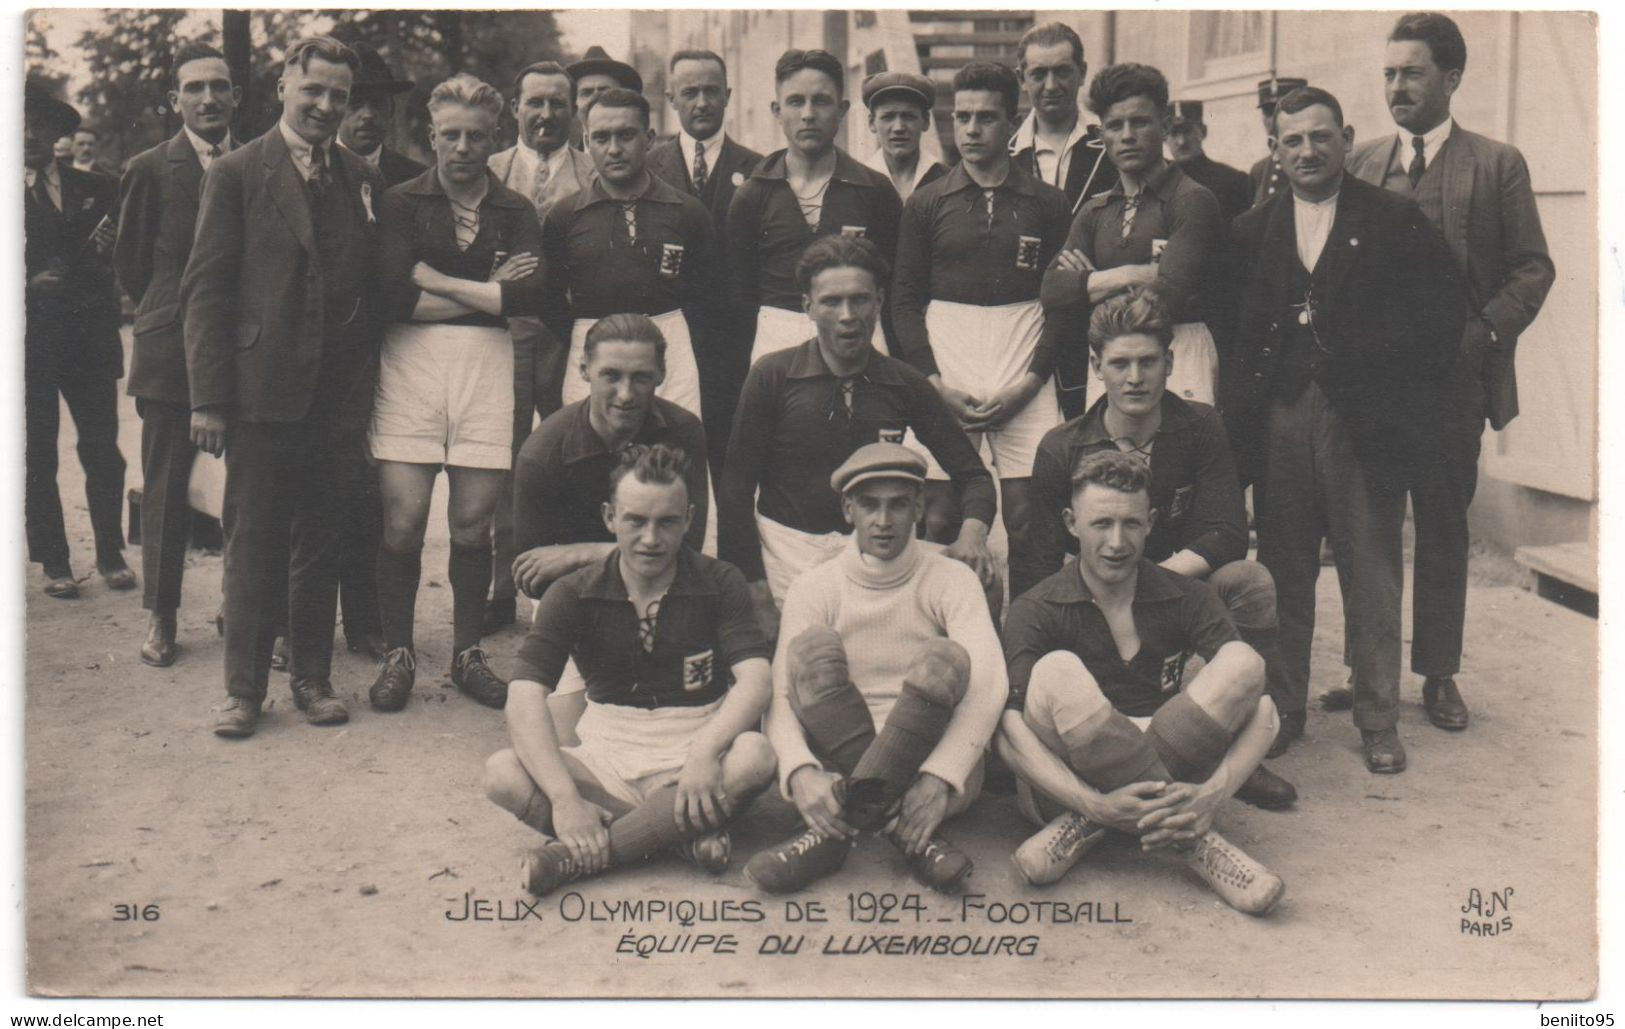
{"left": 1268, "top": 321, "right": 1278, "bottom": 331}
{"left": 1261, "top": 347, "right": 1272, "bottom": 356}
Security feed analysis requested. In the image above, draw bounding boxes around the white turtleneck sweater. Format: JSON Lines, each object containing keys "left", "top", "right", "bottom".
{"left": 767, "top": 538, "right": 1008, "bottom": 798}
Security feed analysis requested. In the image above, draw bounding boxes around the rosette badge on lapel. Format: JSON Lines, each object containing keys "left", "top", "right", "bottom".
{"left": 360, "top": 182, "right": 376, "bottom": 224}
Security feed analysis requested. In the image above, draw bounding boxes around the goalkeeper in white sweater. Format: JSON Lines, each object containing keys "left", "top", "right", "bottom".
{"left": 746, "top": 443, "right": 1007, "bottom": 894}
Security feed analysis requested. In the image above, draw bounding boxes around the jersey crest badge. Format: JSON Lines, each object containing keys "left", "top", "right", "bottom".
{"left": 1016, "top": 235, "right": 1041, "bottom": 271}
{"left": 659, "top": 242, "right": 685, "bottom": 279}
{"left": 1159, "top": 652, "right": 1188, "bottom": 693}
{"left": 682, "top": 649, "right": 714, "bottom": 692}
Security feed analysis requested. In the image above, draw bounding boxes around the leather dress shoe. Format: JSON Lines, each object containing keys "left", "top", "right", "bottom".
{"left": 1266, "top": 708, "right": 1305, "bottom": 758}
{"left": 369, "top": 647, "right": 416, "bottom": 712}
{"left": 453, "top": 645, "right": 508, "bottom": 709}
{"left": 1361, "top": 728, "right": 1407, "bottom": 774}
{"left": 100, "top": 561, "right": 138, "bottom": 591}
{"left": 482, "top": 596, "right": 517, "bottom": 636}
{"left": 1422, "top": 676, "right": 1469, "bottom": 731}
{"left": 290, "top": 678, "right": 350, "bottom": 725}
{"left": 1236, "top": 764, "right": 1298, "bottom": 810}
{"left": 140, "top": 611, "right": 178, "bottom": 667}
{"left": 43, "top": 564, "right": 79, "bottom": 599}
{"left": 213, "top": 696, "right": 262, "bottom": 738}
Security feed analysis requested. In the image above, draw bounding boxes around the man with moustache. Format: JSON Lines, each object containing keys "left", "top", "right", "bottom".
{"left": 726, "top": 48, "right": 902, "bottom": 366}
{"left": 25, "top": 81, "right": 130, "bottom": 601}
{"left": 649, "top": 49, "right": 764, "bottom": 478}
{"left": 1223, "top": 86, "right": 1464, "bottom": 772}
{"left": 485, "top": 60, "right": 595, "bottom": 633}
{"left": 1166, "top": 100, "right": 1250, "bottom": 225}
{"left": 568, "top": 46, "right": 644, "bottom": 122}
{"left": 115, "top": 42, "right": 240, "bottom": 664}
{"left": 183, "top": 36, "right": 385, "bottom": 738}
{"left": 1346, "top": 12, "right": 1554, "bottom": 734}
{"left": 1247, "top": 77, "right": 1306, "bottom": 207}
{"left": 1009, "top": 22, "right": 1117, "bottom": 215}
{"left": 891, "top": 61, "right": 1069, "bottom": 603}
{"left": 337, "top": 43, "right": 424, "bottom": 188}
{"left": 859, "top": 71, "right": 946, "bottom": 203}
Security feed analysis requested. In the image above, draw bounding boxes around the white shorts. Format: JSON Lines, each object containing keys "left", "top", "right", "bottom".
{"left": 563, "top": 309, "right": 702, "bottom": 421}
{"left": 749, "top": 304, "right": 883, "bottom": 366}
{"left": 369, "top": 322, "right": 515, "bottom": 468}
{"left": 564, "top": 698, "right": 724, "bottom": 808}
{"left": 910, "top": 299, "right": 1061, "bottom": 481}
{"left": 1081, "top": 321, "right": 1218, "bottom": 412}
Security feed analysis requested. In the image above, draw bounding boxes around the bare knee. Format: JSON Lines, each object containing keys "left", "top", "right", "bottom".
{"left": 483, "top": 749, "right": 536, "bottom": 814}
{"left": 721, "top": 731, "right": 777, "bottom": 792}
{"left": 1026, "top": 651, "right": 1107, "bottom": 714}
{"left": 448, "top": 511, "right": 495, "bottom": 551}
{"left": 381, "top": 509, "right": 428, "bottom": 553}
{"left": 905, "top": 638, "right": 971, "bottom": 705}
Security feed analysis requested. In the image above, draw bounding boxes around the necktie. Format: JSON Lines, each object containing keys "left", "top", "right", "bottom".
{"left": 308, "top": 144, "right": 332, "bottom": 198}
{"left": 1408, "top": 135, "right": 1426, "bottom": 189}
{"left": 532, "top": 153, "right": 551, "bottom": 210}
{"left": 691, "top": 139, "right": 708, "bottom": 195}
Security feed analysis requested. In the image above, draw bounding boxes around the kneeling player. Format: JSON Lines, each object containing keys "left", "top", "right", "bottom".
{"left": 485, "top": 444, "right": 776, "bottom": 895}
{"left": 746, "top": 443, "right": 1007, "bottom": 894}
{"left": 997, "top": 451, "right": 1285, "bottom": 915}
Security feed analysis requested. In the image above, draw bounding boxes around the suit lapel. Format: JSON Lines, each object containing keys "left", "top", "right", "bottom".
{"left": 1434, "top": 129, "right": 1473, "bottom": 262}
{"left": 166, "top": 131, "right": 204, "bottom": 207}
{"left": 1313, "top": 177, "right": 1367, "bottom": 306}
{"left": 1257, "top": 191, "right": 1296, "bottom": 313}
{"left": 262, "top": 130, "right": 317, "bottom": 258}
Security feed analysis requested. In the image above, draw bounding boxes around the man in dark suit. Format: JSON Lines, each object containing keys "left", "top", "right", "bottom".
{"left": 649, "top": 48, "right": 762, "bottom": 478}
{"left": 1347, "top": 12, "right": 1554, "bottom": 734}
{"left": 337, "top": 42, "right": 425, "bottom": 189}
{"left": 1008, "top": 22, "right": 1117, "bottom": 214}
{"left": 1246, "top": 77, "right": 1306, "bottom": 207}
{"left": 115, "top": 43, "right": 240, "bottom": 664}
{"left": 182, "top": 36, "right": 385, "bottom": 738}
{"left": 1222, "top": 86, "right": 1464, "bottom": 774}
{"left": 1166, "top": 100, "right": 1250, "bottom": 224}
{"left": 25, "top": 81, "right": 132, "bottom": 601}
{"left": 332, "top": 41, "right": 424, "bottom": 658}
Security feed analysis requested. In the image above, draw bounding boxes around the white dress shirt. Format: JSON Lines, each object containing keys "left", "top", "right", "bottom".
{"left": 1293, "top": 191, "right": 1339, "bottom": 271}
{"left": 1395, "top": 116, "right": 1454, "bottom": 173}
{"left": 184, "top": 127, "right": 232, "bottom": 172}
{"left": 1011, "top": 110, "right": 1089, "bottom": 189}
{"left": 278, "top": 118, "right": 333, "bottom": 182}
{"left": 509, "top": 138, "right": 573, "bottom": 189}
{"left": 678, "top": 129, "right": 726, "bottom": 184}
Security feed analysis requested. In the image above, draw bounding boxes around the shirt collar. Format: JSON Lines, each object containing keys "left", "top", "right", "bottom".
{"left": 519, "top": 137, "right": 574, "bottom": 173}
{"left": 1110, "top": 160, "right": 1181, "bottom": 200}
{"left": 578, "top": 545, "right": 715, "bottom": 600}
{"left": 278, "top": 118, "right": 333, "bottom": 175}
{"left": 678, "top": 129, "right": 726, "bottom": 171}
{"left": 582, "top": 170, "right": 685, "bottom": 208}
{"left": 754, "top": 147, "right": 874, "bottom": 187}
{"left": 183, "top": 126, "right": 232, "bottom": 163}
{"left": 559, "top": 398, "right": 671, "bottom": 464}
{"left": 1292, "top": 190, "right": 1340, "bottom": 214}
{"left": 1039, "top": 558, "right": 1184, "bottom": 604}
{"left": 1399, "top": 116, "right": 1454, "bottom": 165}
{"left": 1076, "top": 391, "right": 1195, "bottom": 445}
{"left": 1011, "top": 109, "right": 1089, "bottom": 156}
{"left": 862, "top": 148, "right": 943, "bottom": 196}
{"left": 400, "top": 166, "right": 528, "bottom": 208}
{"left": 784, "top": 338, "right": 906, "bottom": 383}
{"left": 339, "top": 140, "right": 383, "bottom": 168}
{"left": 939, "top": 159, "right": 1040, "bottom": 197}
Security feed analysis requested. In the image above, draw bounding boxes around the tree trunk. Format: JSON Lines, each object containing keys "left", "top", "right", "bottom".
{"left": 223, "top": 10, "right": 252, "bottom": 137}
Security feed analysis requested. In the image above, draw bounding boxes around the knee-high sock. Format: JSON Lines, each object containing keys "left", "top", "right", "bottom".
{"left": 606, "top": 784, "right": 688, "bottom": 865}
{"left": 1061, "top": 709, "right": 1172, "bottom": 795}
{"left": 449, "top": 542, "right": 491, "bottom": 655}
{"left": 517, "top": 788, "right": 553, "bottom": 836}
{"left": 787, "top": 627, "right": 876, "bottom": 775}
{"left": 375, "top": 544, "right": 422, "bottom": 652}
{"left": 847, "top": 640, "right": 970, "bottom": 825}
{"left": 1147, "top": 692, "right": 1235, "bottom": 784}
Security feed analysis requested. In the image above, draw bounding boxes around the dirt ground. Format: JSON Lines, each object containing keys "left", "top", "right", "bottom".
{"left": 21, "top": 333, "right": 1598, "bottom": 999}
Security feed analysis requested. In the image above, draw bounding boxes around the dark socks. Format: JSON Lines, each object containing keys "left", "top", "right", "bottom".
{"left": 1063, "top": 709, "right": 1173, "bottom": 794}
{"left": 449, "top": 542, "right": 491, "bottom": 655}
{"left": 375, "top": 545, "right": 422, "bottom": 652}
{"left": 849, "top": 641, "right": 969, "bottom": 818}
{"left": 787, "top": 628, "right": 876, "bottom": 775}
{"left": 1146, "top": 692, "right": 1235, "bottom": 784}
{"left": 607, "top": 784, "right": 688, "bottom": 865}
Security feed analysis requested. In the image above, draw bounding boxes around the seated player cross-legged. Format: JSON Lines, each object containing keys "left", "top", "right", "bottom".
{"left": 997, "top": 451, "right": 1285, "bottom": 916}
{"left": 746, "top": 444, "right": 1007, "bottom": 895}
{"left": 1023, "top": 288, "right": 1296, "bottom": 808}
{"left": 483, "top": 444, "right": 776, "bottom": 896}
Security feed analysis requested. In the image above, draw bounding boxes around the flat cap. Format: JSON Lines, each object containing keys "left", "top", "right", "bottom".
{"left": 831, "top": 442, "right": 928, "bottom": 494}
{"left": 1169, "top": 99, "right": 1204, "bottom": 125}
{"left": 1256, "top": 76, "right": 1308, "bottom": 110}
{"left": 861, "top": 70, "right": 935, "bottom": 112}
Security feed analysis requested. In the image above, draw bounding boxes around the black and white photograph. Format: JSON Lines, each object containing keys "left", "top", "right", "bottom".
{"left": 9, "top": 4, "right": 1606, "bottom": 1011}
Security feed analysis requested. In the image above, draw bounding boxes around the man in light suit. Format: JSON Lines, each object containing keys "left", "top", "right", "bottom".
{"left": 1347, "top": 12, "right": 1553, "bottom": 733}
{"left": 182, "top": 36, "right": 385, "bottom": 738}
{"left": 115, "top": 42, "right": 240, "bottom": 666}
{"left": 481, "top": 60, "right": 594, "bottom": 635}
{"left": 649, "top": 48, "right": 763, "bottom": 479}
